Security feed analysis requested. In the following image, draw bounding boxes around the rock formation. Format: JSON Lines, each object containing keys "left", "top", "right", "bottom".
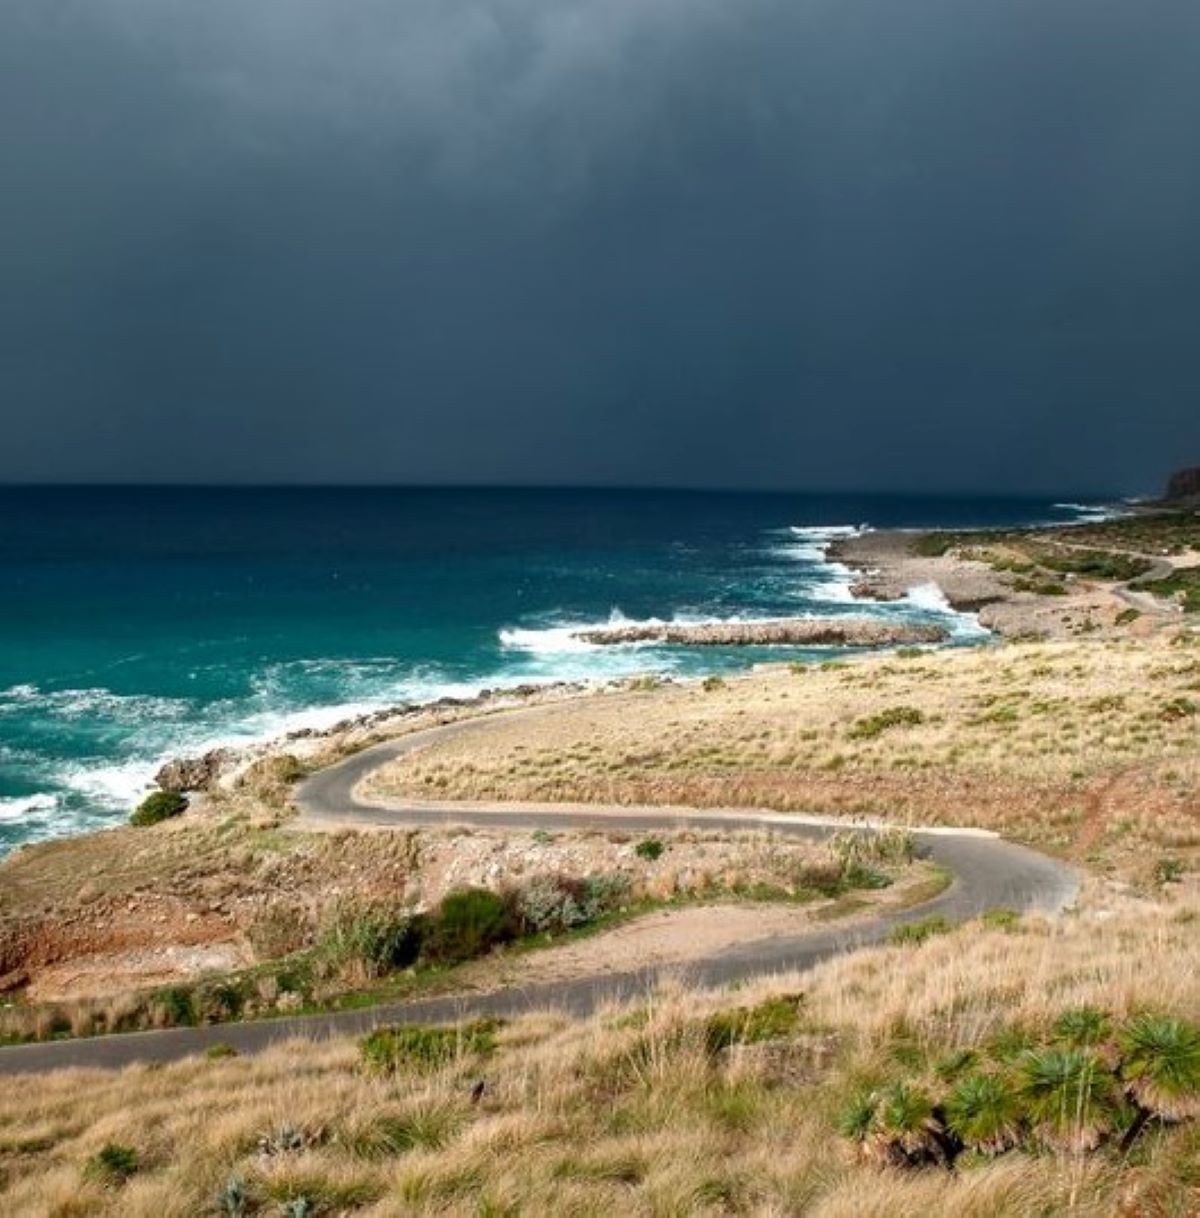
{"left": 573, "top": 618, "right": 948, "bottom": 647}
{"left": 155, "top": 749, "right": 233, "bottom": 793}
{"left": 1165, "top": 467, "right": 1200, "bottom": 502}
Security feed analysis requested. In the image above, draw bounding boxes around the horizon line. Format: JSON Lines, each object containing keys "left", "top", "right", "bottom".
{"left": 0, "top": 480, "right": 1137, "bottom": 501}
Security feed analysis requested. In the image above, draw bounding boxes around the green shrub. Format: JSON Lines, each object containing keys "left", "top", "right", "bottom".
{"left": 842, "top": 864, "right": 892, "bottom": 890}
{"left": 130, "top": 790, "right": 188, "bottom": 827}
{"left": 1115, "top": 607, "right": 1141, "bottom": 625}
{"left": 701, "top": 675, "right": 726, "bottom": 692}
{"left": 1155, "top": 857, "right": 1186, "bottom": 885}
{"left": 153, "top": 985, "right": 197, "bottom": 1026}
{"left": 576, "top": 873, "right": 632, "bottom": 920}
{"left": 635, "top": 838, "right": 665, "bottom": 862}
{"left": 425, "top": 888, "right": 514, "bottom": 963}
{"left": 1162, "top": 697, "right": 1198, "bottom": 721}
{"left": 979, "top": 908, "right": 1021, "bottom": 933}
{"left": 1141, "top": 570, "right": 1200, "bottom": 613}
{"left": 912, "top": 534, "right": 956, "bottom": 557}
{"left": 87, "top": 1143, "right": 140, "bottom": 1184}
{"left": 360, "top": 1019, "right": 501, "bottom": 1073}
{"left": 703, "top": 995, "right": 803, "bottom": 1054}
{"left": 205, "top": 1042, "right": 238, "bottom": 1060}
{"left": 1038, "top": 550, "right": 1152, "bottom": 581}
{"left": 514, "top": 874, "right": 589, "bottom": 935}
{"left": 888, "top": 915, "right": 952, "bottom": 946}
{"left": 849, "top": 706, "right": 924, "bottom": 740}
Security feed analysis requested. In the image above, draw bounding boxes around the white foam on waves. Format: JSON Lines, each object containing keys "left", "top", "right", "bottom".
{"left": 0, "top": 794, "right": 58, "bottom": 826}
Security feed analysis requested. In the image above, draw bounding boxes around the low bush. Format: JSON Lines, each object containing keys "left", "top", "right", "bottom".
{"left": 424, "top": 888, "right": 514, "bottom": 963}
{"left": 979, "top": 908, "right": 1021, "bottom": 933}
{"left": 129, "top": 790, "right": 188, "bottom": 827}
{"left": 152, "top": 985, "right": 197, "bottom": 1027}
{"left": 506, "top": 872, "right": 632, "bottom": 937}
{"left": 849, "top": 706, "right": 924, "bottom": 740}
{"left": 635, "top": 837, "right": 665, "bottom": 862}
{"left": 359, "top": 1018, "right": 501, "bottom": 1073}
{"left": 888, "top": 915, "right": 952, "bottom": 946}
{"left": 703, "top": 995, "right": 803, "bottom": 1053}
{"left": 86, "top": 1142, "right": 140, "bottom": 1184}
{"left": 1154, "top": 857, "right": 1186, "bottom": 886}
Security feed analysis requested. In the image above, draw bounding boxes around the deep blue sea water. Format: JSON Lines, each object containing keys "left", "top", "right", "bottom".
{"left": 0, "top": 487, "right": 1112, "bottom": 852}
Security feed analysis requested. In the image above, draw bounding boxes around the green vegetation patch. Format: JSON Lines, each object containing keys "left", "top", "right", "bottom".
{"left": 703, "top": 994, "right": 804, "bottom": 1054}
{"left": 129, "top": 789, "right": 188, "bottom": 827}
{"left": 360, "top": 1018, "right": 502, "bottom": 1073}
{"left": 849, "top": 706, "right": 925, "bottom": 740}
{"left": 1142, "top": 569, "right": 1200, "bottom": 612}
{"left": 86, "top": 1142, "right": 141, "bottom": 1185}
{"left": 839, "top": 1009, "right": 1200, "bottom": 1168}
{"left": 888, "top": 915, "right": 952, "bottom": 946}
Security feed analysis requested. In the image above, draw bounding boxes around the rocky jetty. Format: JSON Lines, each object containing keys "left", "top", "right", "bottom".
{"left": 573, "top": 618, "right": 949, "bottom": 648}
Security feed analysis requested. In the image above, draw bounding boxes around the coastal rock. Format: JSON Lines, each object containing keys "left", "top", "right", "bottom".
{"left": 155, "top": 749, "right": 233, "bottom": 793}
{"left": 1164, "top": 466, "right": 1200, "bottom": 502}
{"left": 573, "top": 618, "right": 949, "bottom": 648}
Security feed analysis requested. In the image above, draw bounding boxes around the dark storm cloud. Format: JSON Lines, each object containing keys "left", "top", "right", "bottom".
{"left": 2, "top": 0, "right": 1199, "bottom": 492}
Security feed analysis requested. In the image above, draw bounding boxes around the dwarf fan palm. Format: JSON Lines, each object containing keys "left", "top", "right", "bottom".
{"left": 1117, "top": 1014, "right": 1200, "bottom": 1148}
{"left": 1017, "top": 1048, "right": 1121, "bottom": 1153}
{"left": 872, "top": 1082, "right": 949, "bottom": 1166}
{"left": 1053, "top": 1006, "right": 1113, "bottom": 1050}
{"left": 944, "top": 1072, "right": 1024, "bottom": 1155}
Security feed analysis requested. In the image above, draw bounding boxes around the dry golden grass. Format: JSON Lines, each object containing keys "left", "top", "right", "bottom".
{"left": 2, "top": 888, "right": 1198, "bottom": 1216}
{"left": 366, "top": 635, "right": 1200, "bottom": 874}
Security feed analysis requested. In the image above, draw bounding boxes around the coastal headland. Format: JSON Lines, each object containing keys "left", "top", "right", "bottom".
{"left": 0, "top": 503, "right": 1198, "bottom": 1214}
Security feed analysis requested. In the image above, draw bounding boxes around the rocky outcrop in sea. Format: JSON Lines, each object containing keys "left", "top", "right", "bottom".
{"left": 573, "top": 618, "right": 948, "bottom": 647}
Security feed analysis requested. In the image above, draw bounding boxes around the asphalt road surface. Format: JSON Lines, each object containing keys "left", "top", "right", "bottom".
{"left": 0, "top": 710, "right": 1077, "bottom": 1075}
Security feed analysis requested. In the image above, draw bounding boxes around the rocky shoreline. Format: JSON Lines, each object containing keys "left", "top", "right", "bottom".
{"left": 829, "top": 531, "right": 1012, "bottom": 612}
{"left": 573, "top": 617, "right": 948, "bottom": 648}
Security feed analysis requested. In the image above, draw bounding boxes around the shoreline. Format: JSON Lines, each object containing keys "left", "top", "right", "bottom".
{"left": 4, "top": 503, "right": 1191, "bottom": 854}
{"left": 144, "top": 511, "right": 1184, "bottom": 800}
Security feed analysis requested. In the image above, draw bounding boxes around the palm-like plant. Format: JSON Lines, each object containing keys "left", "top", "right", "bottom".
{"left": 1053, "top": 1006, "right": 1113, "bottom": 1050}
{"left": 944, "top": 1072, "right": 1024, "bottom": 1155}
{"left": 838, "top": 1082, "right": 950, "bottom": 1167}
{"left": 837, "top": 1090, "right": 880, "bottom": 1150}
{"left": 872, "top": 1082, "right": 949, "bottom": 1166}
{"left": 1017, "top": 1048, "right": 1122, "bottom": 1153}
{"left": 1117, "top": 1014, "right": 1200, "bottom": 1147}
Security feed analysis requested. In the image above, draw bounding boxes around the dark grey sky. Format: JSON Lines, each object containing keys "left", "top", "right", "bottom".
{"left": 2, "top": 0, "right": 1199, "bottom": 493}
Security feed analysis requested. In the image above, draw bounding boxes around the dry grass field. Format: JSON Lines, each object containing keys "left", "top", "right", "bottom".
{"left": 366, "top": 635, "right": 1200, "bottom": 878}
{"left": 3, "top": 889, "right": 1197, "bottom": 1217}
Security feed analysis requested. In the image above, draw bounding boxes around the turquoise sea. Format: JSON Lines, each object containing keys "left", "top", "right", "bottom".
{"left": 0, "top": 487, "right": 1114, "bottom": 853}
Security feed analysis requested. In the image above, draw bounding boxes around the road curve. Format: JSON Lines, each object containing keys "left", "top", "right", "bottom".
{"left": 0, "top": 707, "right": 1077, "bottom": 1076}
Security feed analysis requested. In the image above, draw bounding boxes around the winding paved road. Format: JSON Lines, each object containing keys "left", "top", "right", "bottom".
{"left": 0, "top": 708, "right": 1077, "bottom": 1075}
